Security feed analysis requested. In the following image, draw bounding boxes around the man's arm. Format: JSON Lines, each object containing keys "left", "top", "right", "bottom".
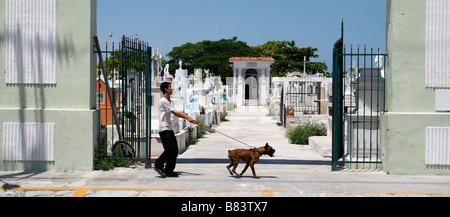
{"left": 171, "top": 110, "right": 198, "bottom": 124}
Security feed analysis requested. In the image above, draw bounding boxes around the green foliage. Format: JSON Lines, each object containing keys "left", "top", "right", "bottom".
{"left": 94, "top": 146, "right": 131, "bottom": 171}
{"left": 187, "top": 126, "right": 199, "bottom": 146}
{"left": 94, "top": 146, "right": 114, "bottom": 171}
{"left": 196, "top": 117, "right": 215, "bottom": 137}
{"left": 94, "top": 136, "right": 132, "bottom": 170}
{"left": 288, "top": 122, "right": 327, "bottom": 145}
{"left": 166, "top": 38, "right": 328, "bottom": 81}
{"left": 98, "top": 38, "right": 329, "bottom": 82}
{"left": 254, "top": 40, "right": 328, "bottom": 76}
{"left": 220, "top": 111, "right": 229, "bottom": 122}
{"left": 167, "top": 37, "right": 259, "bottom": 82}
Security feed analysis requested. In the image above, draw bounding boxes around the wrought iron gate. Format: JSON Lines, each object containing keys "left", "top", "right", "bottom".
{"left": 94, "top": 36, "right": 152, "bottom": 168}
{"left": 332, "top": 23, "right": 387, "bottom": 171}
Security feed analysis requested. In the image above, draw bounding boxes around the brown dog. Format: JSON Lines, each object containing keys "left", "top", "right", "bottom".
{"left": 226, "top": 143, "right": 275, "bottom": 179}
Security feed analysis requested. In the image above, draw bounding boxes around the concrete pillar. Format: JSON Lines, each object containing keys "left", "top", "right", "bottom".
{"left": 237, "top": 68, "right": 243, "bottom": 106}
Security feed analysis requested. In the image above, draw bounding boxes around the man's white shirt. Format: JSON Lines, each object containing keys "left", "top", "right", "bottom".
{"left": 159, "top": 97, "right": 175, "bottom": 132}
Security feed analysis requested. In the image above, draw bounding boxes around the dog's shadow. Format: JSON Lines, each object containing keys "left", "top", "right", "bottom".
{"left": 177, "top": 171, "right": 202, "bottom": 176}
{"left": 229, "top": 175, "right": 277, "bottom": 179}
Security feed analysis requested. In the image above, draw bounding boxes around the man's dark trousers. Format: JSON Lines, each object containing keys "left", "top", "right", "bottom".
{"left": 155, "top": 130, "right": 178, "bottom": 173}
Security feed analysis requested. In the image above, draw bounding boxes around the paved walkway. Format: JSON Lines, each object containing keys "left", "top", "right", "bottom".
{"left": 1, "top": 106, "right": 450, "bottom": 198}
{"left": 179, "top": 106, "right": 330, "bottom": 173}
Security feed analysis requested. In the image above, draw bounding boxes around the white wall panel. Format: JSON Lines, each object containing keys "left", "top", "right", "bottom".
{"left": 426, "top": 0, "right": 450, "bottom": 88}
{"left": 426, "top": 127, "right": 450, "bottom": 165}
{"left": 3, "top": 123, "right": 55, "bottom": 162}
{"left": 5, "top": 0, "right": 57, "bottom": 84}
{"left": 435, "top": 89, "right": 450, "bottom": 111}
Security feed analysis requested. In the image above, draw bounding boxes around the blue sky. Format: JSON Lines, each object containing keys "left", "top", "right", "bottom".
{"left": 97, "top": 0, "right": 386, "bottom": 72}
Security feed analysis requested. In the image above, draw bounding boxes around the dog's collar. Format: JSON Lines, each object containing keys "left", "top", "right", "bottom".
{"left": 254, "top": 147, "right": 262, "bottom": 156}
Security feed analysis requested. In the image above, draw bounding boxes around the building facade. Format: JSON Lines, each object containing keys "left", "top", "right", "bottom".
{"left": 0, "top": 0, "right": 98, "bottom": 171}
{"left": 382, "top": 0, "right": 450, "bottom": 175}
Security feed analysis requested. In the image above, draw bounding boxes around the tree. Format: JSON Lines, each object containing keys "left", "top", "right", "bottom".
{"left": 253, "top": 40, "right": 327, "bottom": 76}
{"left": 165, "top": 39, "right": 328, "bottom": 81}
{"left": 166, "top": 37, "right": 259, "bottom": 82}
{"left": 97, "top": 50, "right": 121, "bottom": 77}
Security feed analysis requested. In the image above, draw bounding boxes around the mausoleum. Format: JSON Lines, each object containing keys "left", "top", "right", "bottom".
{"left": 228, "top": 57, "right": 275, "bottom": 106}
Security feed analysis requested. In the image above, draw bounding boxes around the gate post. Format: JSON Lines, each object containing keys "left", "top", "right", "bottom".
{"left": 145, "top": 45, "right": 152, "bottom": 168}
{"left": 332, "top": 22, "right": 345, "bottom": 171}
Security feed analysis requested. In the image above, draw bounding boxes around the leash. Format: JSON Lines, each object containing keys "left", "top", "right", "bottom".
{"left": 206, "top": 127, "right": 263, "bottom": 156}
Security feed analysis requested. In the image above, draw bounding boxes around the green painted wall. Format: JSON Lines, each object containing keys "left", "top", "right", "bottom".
{"left": 0, "top": 0, "right": 98, "bottom": 171}
{"left": 382, "top": 0, "right": 450, "bottom": 175}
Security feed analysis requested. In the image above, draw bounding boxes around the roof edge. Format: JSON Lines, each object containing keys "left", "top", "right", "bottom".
{"left": 229, "top": 57, "right": 275, "bottom": 61}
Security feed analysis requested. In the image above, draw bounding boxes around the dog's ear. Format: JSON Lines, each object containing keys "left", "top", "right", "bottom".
{"left": 265, "top": 143, "right": 269, "bottom": 149}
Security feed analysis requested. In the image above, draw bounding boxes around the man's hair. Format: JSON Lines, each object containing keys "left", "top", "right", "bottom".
{"left": 160, "top": 82, "right": 171, "bottom": 94}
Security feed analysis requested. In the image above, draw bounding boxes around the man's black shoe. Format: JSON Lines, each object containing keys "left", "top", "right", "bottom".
{"left": 166, "top": 172, "right": 179, "bottom": 177}
{"left": 154, "top": 167, "right": 167, "bottom": 178}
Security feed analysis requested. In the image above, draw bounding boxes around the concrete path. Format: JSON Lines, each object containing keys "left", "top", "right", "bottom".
{"left": 1, "top": 106, "right": 450, "bottom": 198}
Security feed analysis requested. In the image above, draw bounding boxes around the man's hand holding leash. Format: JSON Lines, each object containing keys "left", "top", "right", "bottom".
{"left": 171, "top": 110, "right": 198, "bottom": 124}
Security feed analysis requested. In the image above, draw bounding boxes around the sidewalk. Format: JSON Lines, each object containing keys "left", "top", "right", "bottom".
{"left": 1, "top": 106, "right": 450, "bottom": 197}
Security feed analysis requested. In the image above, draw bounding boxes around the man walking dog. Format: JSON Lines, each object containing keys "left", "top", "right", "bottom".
{"left": 155, "top": 82, "right": 198, "bottom": 178}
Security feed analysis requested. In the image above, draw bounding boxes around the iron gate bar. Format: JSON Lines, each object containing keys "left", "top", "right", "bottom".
{"left": 348, "top": 44, "right": 354, "bottom": 166}
{"left": 94, "top": 36, "right": 152, "bottom": 168}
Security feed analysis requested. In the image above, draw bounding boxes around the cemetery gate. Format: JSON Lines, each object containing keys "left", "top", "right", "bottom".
{"left": 94, "top": 36, "right": 152, "bottom": 168}
{"left": 332, "top": 23, "right": 387, "bottom": 171}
